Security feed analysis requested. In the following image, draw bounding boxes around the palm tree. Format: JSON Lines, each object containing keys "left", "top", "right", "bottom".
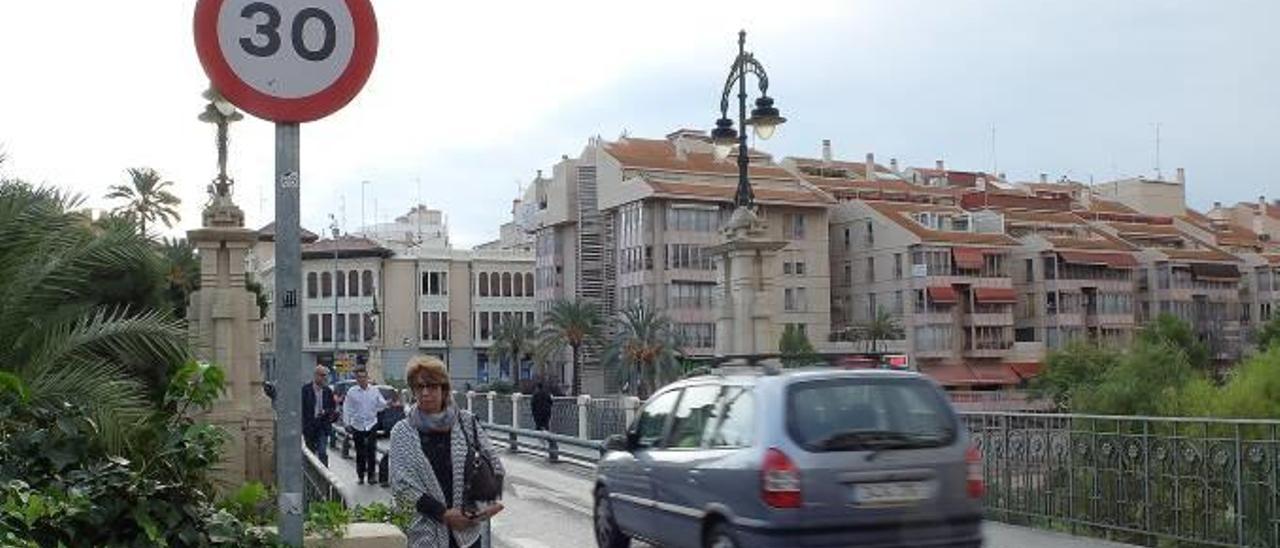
{"left": 106, "top": 167, "right": 181, "bottom": 238}
{"left": 0, "top": 181, "right": 189, "bottom": 452}
{"left": 157, "top": 237, "right": 200, "bottom": 319}
{"left": 860, "top": 308, "right": 905, "bottom": 354}
{"left": 491, "top": 319, "right": 538, "bottom": 382}
{"left": 602, "top": 304, "right": 684, "bottom": 397}
{"left": 538, "top": 299, "right": 601, "bottom": 396}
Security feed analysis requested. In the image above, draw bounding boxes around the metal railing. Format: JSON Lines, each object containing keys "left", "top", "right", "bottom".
{"left": 376, "top": 392, "right": 1280, "bottom": 547}
{"left": 303, "top": 443, "right": 347, "bottom": 508}
{"left": 964, "top": 412, "right": 1280, "bottom": 547}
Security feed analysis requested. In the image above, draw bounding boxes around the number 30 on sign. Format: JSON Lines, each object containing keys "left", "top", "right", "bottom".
{"left": 194, "top": 0, "right": 378, "bottom": 123}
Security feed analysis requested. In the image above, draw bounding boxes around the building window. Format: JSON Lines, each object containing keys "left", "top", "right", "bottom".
{"left": 363, "top": 313, "right": 375, "bottom": 341}
{"left": 321, "top": 272, "right": 332, "bottom": 298}
{"left": 671, "top": 282, "right": 714, "bottom": 309}
{"left": 336, "top": 271, "right": 346, "bottom": 297}
{"left": 321, "top": 314, "right": 332, "bottom": 343}
{"left": 868, "top": 293, "right": 878, "bottom": 317}
{"left": 865, "top": 220, "right": 874, "bottom": 245}
{"left": 894, "top": 290, "right": 904, "bottom": 315}
{"left": 513, "top": 272, "right": 523, "bottom": 296}
{"left": 479, "top": 273, "right": 489, "bottom": 296}
{"left": 787, "top": 214, "right": 807, "bottom": 239}
{"left": 348, "top": 270, "right": 359, "bottom": 297}
{"left": 308, "top": 314, "right": 319, "bottom": 343}
{"left": 866, "top": 257, "right": 875, "bottom": 283}
{"left": 526, "top": 311, "right": 534, "bottom": 325}
{"left": 362, "top": 270, "right": 374, "bottom": 296}
{"left": 502, "top": 273, "right": 513, "bottom": 297}
{"left": 348, "top": 312, "right": 360, "bottom": 342}
{"left": 423, "top": 311, "right": 448, "bottom": 341}
{"left": 783, "top": 262, "right": 793, "bottom": 275}
{"left": 335, "top": 314, "right": 346, "bottom": 342}
{"left": 676, "top": 323, "right": 716, "bottom": 348}
{"left": 525, "top": 273, "right": 534, "bottom": 297}
{"left": 490, "top": 272, "right": 501, "bottom": 297}
{"left": 795, "top": 261, "right": 806, "bottom": 276}
{"left": 844, "top": 228, "right": 851, "bottom": 250}
{"left": 894, "top": 254, "right": 903, "bottom": 279}
{"left": 1025, "top": 259, "right": 1035, "bottom": 283}
{"left": 784, "top": 287, "right": 807, "bottom": 312}
{"left": 479, "top": 312, "right": 491, "bottom": 340}
{"left": 843, "top": 262, "right": 852, "bottom": 288}
{"left": 307, "top": 273, "right": 318, "bottom": 298}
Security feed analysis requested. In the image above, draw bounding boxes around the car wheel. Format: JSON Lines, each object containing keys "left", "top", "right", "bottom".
{"left": 704, "top": 522, "right": 740, "bottom": 548}
{"left": 593, "top": 489, "right": 630, "bottom": 548}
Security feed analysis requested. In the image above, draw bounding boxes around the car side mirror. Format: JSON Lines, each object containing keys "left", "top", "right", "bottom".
{"left": 604, "top": 434, "right": 632, "bottom": 453}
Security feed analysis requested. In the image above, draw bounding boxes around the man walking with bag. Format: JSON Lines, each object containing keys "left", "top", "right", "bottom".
{"left": 343, "top": 368, "right": 387, "bottom": 484}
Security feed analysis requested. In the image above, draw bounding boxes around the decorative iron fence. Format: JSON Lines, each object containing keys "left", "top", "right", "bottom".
{"left": 963, "top": 412, "right": 1280, "bottom": 547}
{"left": 303, "top": 443, "right": 346, "bottom": 508}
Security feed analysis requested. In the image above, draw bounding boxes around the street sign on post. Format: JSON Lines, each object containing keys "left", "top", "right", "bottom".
{"left": 194, "top": 1, "right": 377, "bottom": 545}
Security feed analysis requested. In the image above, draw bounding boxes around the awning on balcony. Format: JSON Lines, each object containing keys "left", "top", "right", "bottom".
{"left": 973, "top": 287, "right": 1017, "bottom": 304}
{"left": 1008, "top": 362, "right": 1043, "bottom": 380}
{"left": 952, "top": 247, "right": 986, "bottom": 270}
{"left": 1057, "top": 250, "right": 1138, "bottom": 268}
{"left": 922, "top": 362, "right": 1022, "bottom": 386}
{"left": 1190, "top": 262, "right": 1241, "bottom": 282}
{"left": 927, "top": 286, "right": 958, "bottom": 303}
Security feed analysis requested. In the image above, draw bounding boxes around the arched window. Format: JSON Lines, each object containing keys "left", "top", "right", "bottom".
{"left": 490, "top": 273, "right": 500, "bottom": 297}
{"left": 525, "top": 273, "right": 534, "bottom": 297}
{"left": 321, "top": 272, "right": 332, "bottom": 297}
{"left": 335, "top": 270, "right": 346, "bottom": 297}
{"left": 502, "top": 273, "right": 512, "bottom": 297}
{"left": 479, "top": 272, "right": 489, "bottom": 297}
{"left": 513, "top": 272, "right": 523, "bottom": 297}
{"left": 307, "top": 273, "right": 318, "bottom": 298}
{"left": 362, "top": 270, "right": 374, "bottom": 296}
{"left": 348, "top": 270, "right": 359, "bottom": 297}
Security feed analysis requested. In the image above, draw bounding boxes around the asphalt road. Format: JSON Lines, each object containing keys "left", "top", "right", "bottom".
{"left": 327, "top": 441, "right": 1132, "bottom": 548}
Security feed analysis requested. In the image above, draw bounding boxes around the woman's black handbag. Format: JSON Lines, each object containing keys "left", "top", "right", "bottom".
{"left": 461, "top": 415, "right": 503, "bottom": 505}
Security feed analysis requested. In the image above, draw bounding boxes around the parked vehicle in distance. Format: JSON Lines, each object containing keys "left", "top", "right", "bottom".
{"left": 593, "top": 367, "right": 983, "bottom": 548}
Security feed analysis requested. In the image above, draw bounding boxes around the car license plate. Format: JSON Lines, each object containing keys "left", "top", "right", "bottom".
{"left": 851, "top": 481, "right": 931, "bottom": 507}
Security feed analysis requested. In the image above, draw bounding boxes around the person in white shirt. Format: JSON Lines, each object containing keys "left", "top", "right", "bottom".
{"left": 343, "top": 368, "right": 388, "bottom": 484}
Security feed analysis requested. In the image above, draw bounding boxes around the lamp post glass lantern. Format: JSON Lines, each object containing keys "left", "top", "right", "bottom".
{"left": 711, "top": 30, "right": 786, "bottom": 208}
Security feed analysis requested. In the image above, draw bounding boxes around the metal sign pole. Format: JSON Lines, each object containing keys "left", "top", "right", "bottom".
{"left": 273, "top": 122, "right": 304, "bottom": 545}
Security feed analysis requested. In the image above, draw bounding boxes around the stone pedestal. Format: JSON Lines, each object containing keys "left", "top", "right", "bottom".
{"left": 188, "top": 197, "right": 275, "bottom": 488}
{"left": 709, "top": 207, "right": 788, "bottom": 358}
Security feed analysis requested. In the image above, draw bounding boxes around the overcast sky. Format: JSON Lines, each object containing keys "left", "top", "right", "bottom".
{"left": 2, "top": 1, "right": 1277, "bottom": 246}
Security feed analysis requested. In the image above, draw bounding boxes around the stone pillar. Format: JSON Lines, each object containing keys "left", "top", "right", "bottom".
{"left": 188, "top": 197, "right": 275, "bottom": 488}
{"left": 709, "top": 207, "right": 788, "bottom": 358}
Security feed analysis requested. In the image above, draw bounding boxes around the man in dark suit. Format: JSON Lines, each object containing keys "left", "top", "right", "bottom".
{"left": 302, "top": 365, "right": 337, "bottom": 466}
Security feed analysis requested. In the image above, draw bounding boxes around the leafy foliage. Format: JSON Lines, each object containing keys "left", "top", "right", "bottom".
{"left": 158, "top": 237, "right": 201, "bottom": 319}
{"left": 1253, "top": 315, "right": 1280, "bottom": 352}
{"left": 0, "top": 363, "right": 275, "bottom": 547}
{"left": 105, "top": 167, "right": 181, "bottom": 238}
{"left": 855, "top": 308, "right": 905, "bottom": 354}
{"left": 1030, "top": 341, "right": 1122, "bottom": 410}
{"left": 304, "top": 501, "right": 350, "bottom": 539}
{"left": 1137, "top": 313, "right": 1210, "bottom": 371}
{"left": 779, "top": 324, "right": 823, "bottom": 368}
{"left": 491, "top": 319, "right": 538, "bottom": 379}
{"left": 602, "top": 303, "right": 684, "bottom": 397}
{"left": 538, "top": 299, "right": 602, "bottom": 395}
{"left": 0, "top": 182, "right": 190, "bottom": 447}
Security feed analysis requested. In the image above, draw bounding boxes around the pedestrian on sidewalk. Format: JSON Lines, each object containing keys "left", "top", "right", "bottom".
{"left": 302, "top": 365, "right": 337, "bottom": 466}
{"left": 343, "top": 367, "right": 387, "bottom": 485}
{"left": 391, "top": 356, "right": 505, "bottom": 548}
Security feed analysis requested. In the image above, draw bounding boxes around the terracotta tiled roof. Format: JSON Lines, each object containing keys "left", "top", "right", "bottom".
{"left": 1162, "top": 248, "right": 1240, "bottom": 263}
{"left": 257, "top": 222, "right": 320, "bottom": 243}
{"left": 804, "top": 175, "right": 916, "bottom": 194}
{"left": 1263, "top": 254, "right": 1280, "bottom": 265}
{"left": 1045, "top": 233, "right": 1138, "bottom": 252}
{"left": 302, "top": 236, "right": 393, "bottom": 259}
{"left": 1023, "top": 181, "right": 1085, "bottom": 194}
{"left": 1237, "top": 201, "right": 1280, "bottom": 220}
{"left": 790, "top": 156, "right": 896, "bottom": 175}
{"left": 1085, "top": 198, "right": 1140, "bottom": 215}
{"left": 603, "top": 138, "right": 795, "bottom": 180}
{"left": 1108, "top": 221, "right": 1183, "bottom": 237}
{"left": 1000, "top": 210, "right": 1087, "bottom": 224}
{"left": 865, "top": 202, "right": 1019, "bottom": 246}
{"left": 644, "top": 179, "right": 834, "bottom": 207}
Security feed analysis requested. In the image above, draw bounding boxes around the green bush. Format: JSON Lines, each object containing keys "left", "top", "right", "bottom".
{"left": 305, "top": 501, "right": 350, "bottom": 539}
{"left": 219, "top": 482, "right": 276, "bottom": 526}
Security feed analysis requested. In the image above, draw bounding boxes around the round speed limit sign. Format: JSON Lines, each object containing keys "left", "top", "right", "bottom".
{"left": 194, "top": 0, "right": 377, "bottom": 123}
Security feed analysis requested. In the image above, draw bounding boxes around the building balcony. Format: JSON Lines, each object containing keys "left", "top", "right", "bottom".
{"left": 921, "top": 275, "right": 1013, "bottom": 289}
{"left": 1045, "top": 312, "right": 1084, "bottom": 326}
{"left": 911, "top": 312, "right": 956, "bottom": 325}
{"left": 963, "top": 341, "right": 1013, "bottom": 357}
{"left": 1045, "top": 279, "right": 1134, "bottom": 293}
{"left": 963, "top": 312, "right": 1014, "bottom": 327}
{"left": 915, "top": 348, "right": 954, "bottom": 359}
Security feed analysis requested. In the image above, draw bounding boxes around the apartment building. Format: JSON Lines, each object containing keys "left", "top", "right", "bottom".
{"left": 828, "top": 198, "right": 1025, "bottom": 385}
{"left": 253, "top": 203, "right": 535, "bottom": 387}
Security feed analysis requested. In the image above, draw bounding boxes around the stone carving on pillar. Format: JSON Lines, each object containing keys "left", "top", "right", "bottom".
{"left": 709, "top": 207, "right": 788, "bottom": 361}
{"left": 187, "top": 87, "right": 274, "bottom": 489}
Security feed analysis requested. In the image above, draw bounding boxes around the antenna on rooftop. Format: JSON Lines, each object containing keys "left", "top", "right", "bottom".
{"left": 1154, "top": 122, "right": 1162, "bottom": 180}
{"left": 990, "top": 126, "right": 998, "bottom": 175}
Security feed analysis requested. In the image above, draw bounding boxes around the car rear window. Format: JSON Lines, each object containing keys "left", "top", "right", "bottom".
{"left": 787, "top": 378, "right": 956, "bottom": 452}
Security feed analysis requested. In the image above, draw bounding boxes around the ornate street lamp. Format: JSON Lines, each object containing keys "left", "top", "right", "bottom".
{"left": 711, "top": 30, "right": 786, "bottom": 208}
{"left": 198, "top": 86, "right": 244, "bottom": 199}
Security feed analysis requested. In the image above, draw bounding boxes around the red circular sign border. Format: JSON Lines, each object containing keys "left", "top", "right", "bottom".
{"left": 194, "top": 0, "right": 377, "bottom": 123}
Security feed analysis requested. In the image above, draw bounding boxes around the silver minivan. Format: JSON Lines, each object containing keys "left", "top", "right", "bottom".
{"left": 593, "top": 368, "right": 984, "bottom": 548}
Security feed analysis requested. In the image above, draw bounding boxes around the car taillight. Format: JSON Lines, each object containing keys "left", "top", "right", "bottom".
{"left": 965, "top": 445, "right": 985, "bottom": 499}
{"left": 761, "top": 448, "right": 802, "bottom": 508}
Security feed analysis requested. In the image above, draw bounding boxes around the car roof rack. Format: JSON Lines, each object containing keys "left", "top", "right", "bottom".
{"left": 681, "top": 355, "right": 784, "bottom": 380}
